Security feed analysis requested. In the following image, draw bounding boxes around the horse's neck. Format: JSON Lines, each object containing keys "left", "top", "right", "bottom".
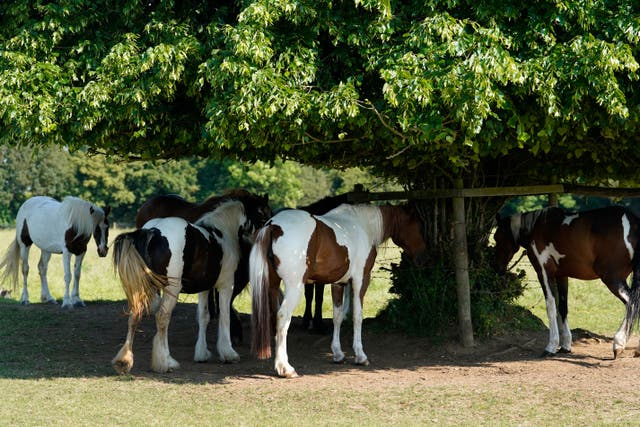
{"left": 378, "top": 205, "right": 402, "bottom": 245}
{"left": 514, "top": 208, "right": 554, "bottom": 245}
{"left": 197, "top": 202, "right": 243, "bottom": 235}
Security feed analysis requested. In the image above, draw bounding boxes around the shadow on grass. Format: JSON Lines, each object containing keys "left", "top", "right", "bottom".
{"left": 0, "top": 299, "right": 621, "bottom": 384}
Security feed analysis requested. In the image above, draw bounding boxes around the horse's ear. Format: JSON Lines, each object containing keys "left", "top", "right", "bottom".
{"left": 263, "top": 193, "right": 269, "bottom": 203}
{"left": 104, "top": 206, "right": 111, "bottom": 217}
{"left": 90, "top": 206, "right": 95, "bottom": 215}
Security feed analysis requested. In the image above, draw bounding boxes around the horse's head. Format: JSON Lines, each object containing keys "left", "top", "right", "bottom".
{"left": 492, "top": 213, "right": 518, "bottom": 273}
{"left": 389, "top": 204, "right": 428, "bottom": 267}
{"left": 91, "top": 205, "right": 111, "bottom": 257}
{"left": 240, "top": 193, "right": 272, "bottom": 239}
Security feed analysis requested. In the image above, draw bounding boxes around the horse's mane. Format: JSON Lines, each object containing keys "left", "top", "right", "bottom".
{"left": 60, "top": 196, "right": 102, "bottom": 237}
{"left": 512, "top": 207, "right": 559, "bottom": 243}
{"left": 200, "top": 189, "right": 253, "bottom": 211}
{"left": 196, "top": 199, "right": 245, "bottom": 234}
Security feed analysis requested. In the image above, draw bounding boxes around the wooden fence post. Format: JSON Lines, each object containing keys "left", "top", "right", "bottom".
{"left": 453, "top": 179, "right": 474, "bottom": 347}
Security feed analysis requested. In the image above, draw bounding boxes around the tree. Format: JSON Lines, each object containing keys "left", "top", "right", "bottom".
{"left": 2, "top": 1, "right": 639, "bottom": 335}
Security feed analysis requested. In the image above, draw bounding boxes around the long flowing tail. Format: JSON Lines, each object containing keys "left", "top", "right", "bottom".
{"left": 0, "top": 238, "right": 20, "bottom": 291}
{"left": 625, "top": 235, "right": 640, "bottom": 338}
{"left": 112, "top": 230, "right": 167, "bottom": 322}
{"left": 251, "top": 226, "right": 275, "bottom": 359}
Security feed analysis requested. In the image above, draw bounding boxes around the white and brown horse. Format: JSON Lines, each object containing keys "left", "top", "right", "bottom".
{"left": 0, "top": 196, "right": 110, "bottom": 308}
{"left": 111, "top": 194, "right": 270, "bottom": 374}
{"left": 250, "top": 203, "right": 427, "bottom": 378}
{"left": 493, "top": 206, "right": 640, "bottom": 357}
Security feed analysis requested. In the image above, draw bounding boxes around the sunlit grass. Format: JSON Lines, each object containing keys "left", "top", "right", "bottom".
{"left": 0, "top": 228, "right": 398, "bottom": 319}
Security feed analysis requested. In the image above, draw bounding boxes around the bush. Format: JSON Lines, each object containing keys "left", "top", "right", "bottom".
{"left": 377, "top": 249, "right": 529, "bottom": 339}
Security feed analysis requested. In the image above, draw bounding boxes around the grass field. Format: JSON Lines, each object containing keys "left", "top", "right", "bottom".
{"left": 0, "top": 228, "right": 632, "bottom": 426}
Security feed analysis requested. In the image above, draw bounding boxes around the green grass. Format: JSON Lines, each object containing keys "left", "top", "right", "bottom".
{"left": 0, "top": 228, "right": 634, "bottom": 426}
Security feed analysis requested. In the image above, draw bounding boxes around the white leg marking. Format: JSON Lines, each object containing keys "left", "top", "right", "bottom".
{"left": 622, "top": 214, "right": 634, "bottom": 261}
{"left": 194, "top": 291, "right": 212, "bottom": 362}
{"left": 274, "top": 282, "right": 303, "bottom": 378}
{"left": 531, "top": 242, "right": 567, "bottom": 354}
{"left": 331, "top": 301, "right": 346, "bottom": 363}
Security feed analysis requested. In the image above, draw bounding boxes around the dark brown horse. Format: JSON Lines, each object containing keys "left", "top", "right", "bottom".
{"left": 251, "top": 203, "right": 427, "bottom": 378}
{"left": 135, "top": 189, "right": 271, "bottom": 344}
{"left": 493, "top": 206, "right": 640, "bottom": 357}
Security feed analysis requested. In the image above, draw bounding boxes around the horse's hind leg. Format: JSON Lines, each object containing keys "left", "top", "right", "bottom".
{"left": 605, "top": 278, "right": 632, "bottom": 358}
{"left": 19, "top": 245, "right": 31, "bottom": 305}
{"left": 194, "top": 290, "right": 212, "bottom": 362}
{"left": 330, "top": 284, "right": 347, "bottom": 363}
{"left": 556, "top": 277, "right": 572, "bottom": 353}
{"left": 37, "top": 251, "right": 56, "bottom": 304}
{"left": 151, "top": 286, "right": 181, "bottom": 373}
{"left": 112, "top": 313, "right": 138, "bottom": 374}
{"left": 274, "top": 281, "right": 303, "bottom": 378}
{"left": 70, "top": 252, "right": 86, "bottom": 307}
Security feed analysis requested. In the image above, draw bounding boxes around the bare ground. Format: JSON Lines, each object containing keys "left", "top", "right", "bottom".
{"left": 79, "top": 301, "right": 640, "bottom": 393}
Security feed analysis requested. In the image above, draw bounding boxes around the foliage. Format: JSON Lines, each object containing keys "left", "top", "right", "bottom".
{"left": 379, "top": 252, "right": 530, "bottom": 339}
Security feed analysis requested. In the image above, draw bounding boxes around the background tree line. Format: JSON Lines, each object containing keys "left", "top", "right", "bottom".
{"left": 0, "top": 144, "right": 401, "bottom": 227}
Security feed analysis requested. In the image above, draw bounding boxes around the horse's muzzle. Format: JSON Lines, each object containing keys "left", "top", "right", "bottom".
{"left": 97, "top": 246, "right": 109, "bottom": 257}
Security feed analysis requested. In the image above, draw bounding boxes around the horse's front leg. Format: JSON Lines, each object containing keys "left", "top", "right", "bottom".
{"left": 37, "top": 251, "right": 56, "bottom": 304}
{"left": 151, "top": 285, "right": 180, "bottom": 373}
{"left": 274, "top": 281, "right": 303, "bottom": 378}
{"left": 112, "top": 313, "right": 138, "bottom": 374}
{"left": 71, "top": 252, "right": 86, "bottom": 307}
{"left": 538, "top": 272, "right": 561, "bottom": 356}
{"left": 60, "top": 250, "right": 74, "bottom": 308}
{"left": 216, "top": 282, "right": 240, "bottom": 363}
{"left": 194, "top": 290, "right": 212, "bottom": 362}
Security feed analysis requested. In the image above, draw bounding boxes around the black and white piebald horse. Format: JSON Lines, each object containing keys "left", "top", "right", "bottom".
{"left": 111, "top": 193, "right": 270, "bottom": 374}
{"left": 0, "top": 196, "right": 110, "bottom": 308}
{"left": 493, "top": 206, "right": 640, "bottom": 357}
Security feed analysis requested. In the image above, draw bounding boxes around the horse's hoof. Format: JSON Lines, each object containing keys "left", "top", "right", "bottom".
{"left": 540, "top": 350, "right": 556, "bottom": 358}
{"left": 20, "top": 300, "right": 30, "bottom": 306}
{"left": 634, "top": 350, "right": 640, "bottom": 358}
{"left": 112, "top": 360, "right": 132, "bottom": 375}
{"left": 557, "top": 348, "right": 571, "bottom": 354}
{"left": 280, "top": 369, "right": 299, "bottom": 379}
{"left": 613, "top": 348, "right": 624, "bottom": 359}
{"left": 73, "top": 301, "right": 86, "bottom": 308}
{"left": 355, "top": 357, "right": 370, "bottom": 366}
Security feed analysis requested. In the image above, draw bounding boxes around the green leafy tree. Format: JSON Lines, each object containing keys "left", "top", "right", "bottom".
{"left": 2, "top": 1, "right": 639, "bottom": 335}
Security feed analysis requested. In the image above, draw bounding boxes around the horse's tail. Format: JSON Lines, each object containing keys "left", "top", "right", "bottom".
{"left": 112, "top": 230, "right": 167, "bottom": 323}
{"left": 624, "top": 224, "right": 640, "bottom": 337}
{"left": 250, "top": 225, "right": 276, "bottom": 359}
{"left": 0, "top": 238, "right": 20, "bottom": 291}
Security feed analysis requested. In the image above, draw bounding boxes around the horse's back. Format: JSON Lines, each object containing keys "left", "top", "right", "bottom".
{"left": 135, "top": 194, "right": 196, "bottom": 228}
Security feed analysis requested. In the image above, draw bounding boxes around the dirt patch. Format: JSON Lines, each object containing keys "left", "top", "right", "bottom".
{"left": 52, "top": 301, "right": 634, "bottom": 396}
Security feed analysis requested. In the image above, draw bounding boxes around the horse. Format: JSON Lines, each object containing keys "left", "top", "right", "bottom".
{"left": 493, "top": 206, "right": 640, "bottom": 357}
{"left": 0, "top": 196, "right": 110, "bottom": 308}
{"left": 111, "top": 193, "right": 270, "bottom": 374}
{"left": 297, "top": 193, "right": 351, "bottom": 332}
{"left": 134, "top": 189, "right": 268, "bottom": 344}
{"left": 250, "top": 203, "right": 427, "bottom": 378}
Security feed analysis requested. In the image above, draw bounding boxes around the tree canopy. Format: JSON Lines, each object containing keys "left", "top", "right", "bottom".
{"left": 2, "top": 1, "right": 639, "bottom": 187}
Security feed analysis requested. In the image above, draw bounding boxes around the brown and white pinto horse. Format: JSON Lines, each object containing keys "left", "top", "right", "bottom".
{"left": 251, "top": 203, "right": 427, "bottom": 378}
{"left": 493, "top": 206, "right": 640, "bottom": 357}
{"left": 0, "top": 196, "right": 110, "bottom": 308}
{"left": 111, "top": 193, "right": 270, "bottom": 374}
{"left": 134, "top": 189, "right": 267, "bottom": 344}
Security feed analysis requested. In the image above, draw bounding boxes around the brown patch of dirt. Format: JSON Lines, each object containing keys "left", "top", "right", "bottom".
{"left": 78, "top": 301, "right": 640, "bottom": 395}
